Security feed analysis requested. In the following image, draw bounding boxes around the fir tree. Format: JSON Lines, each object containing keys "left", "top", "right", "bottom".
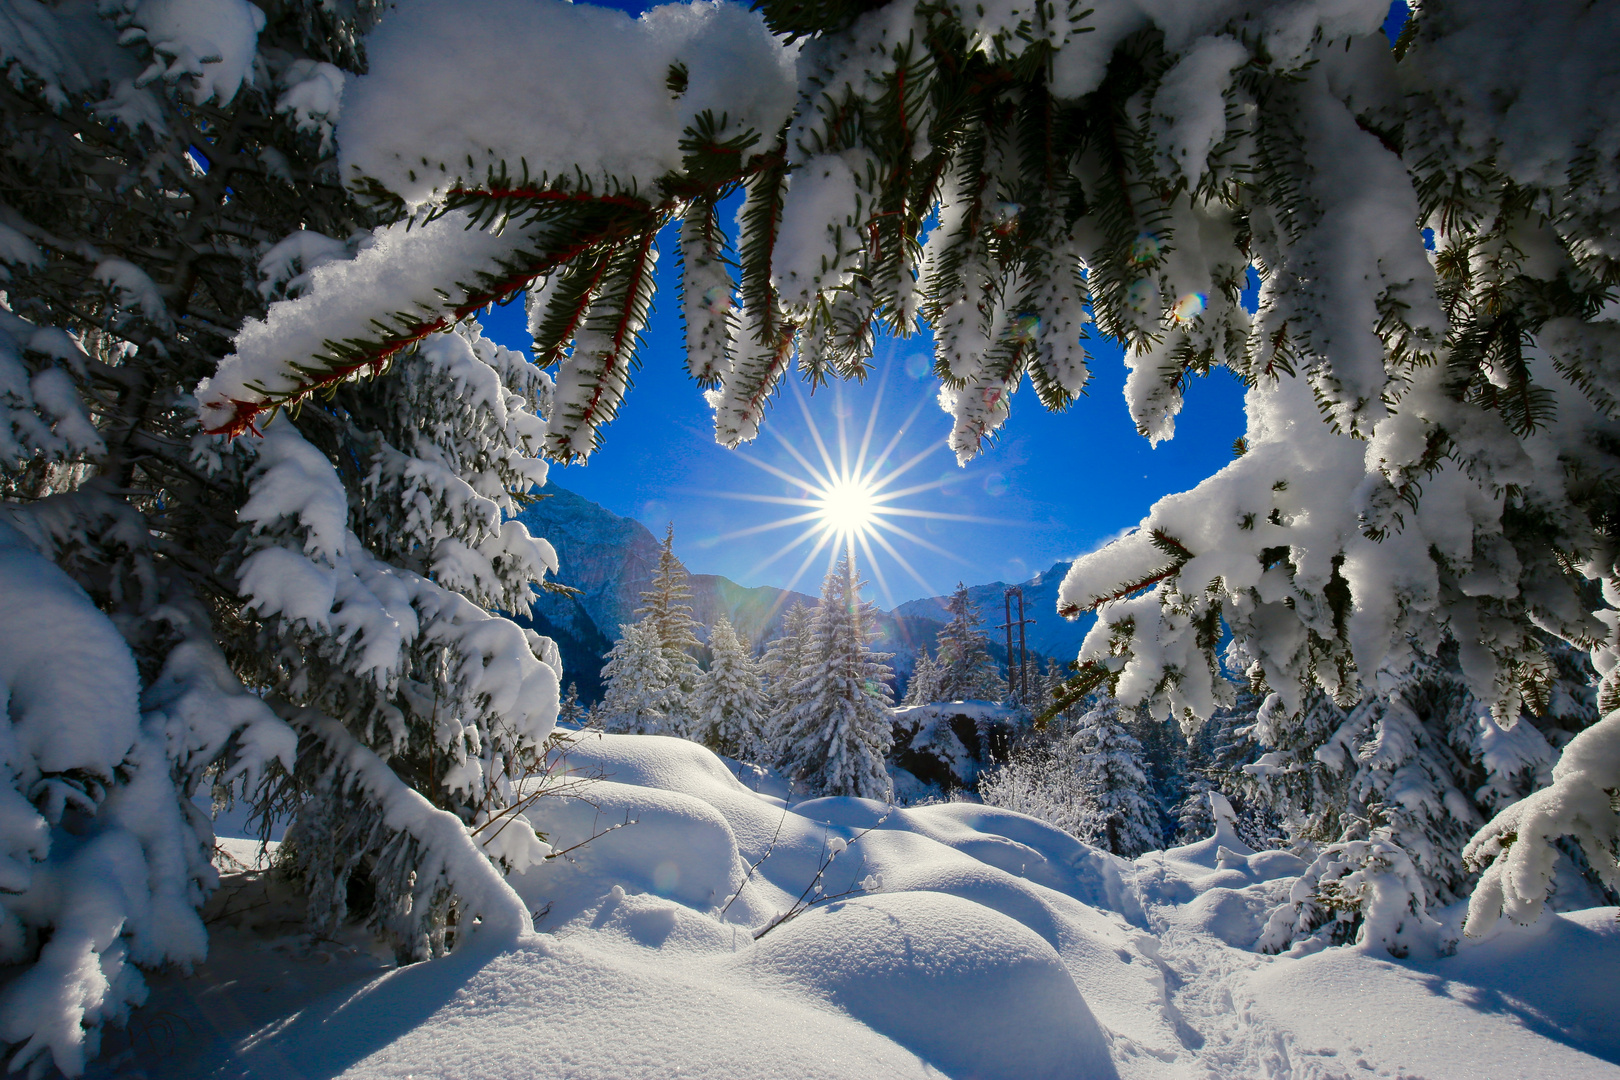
{"left": 693, "top": 616, "right": 769, "bottom": 760}
{"left": 598, "top": 623, "right": 673, "bottom": 736}
{"left": 779, "top": 555, "right": 895, "bottom": 800}
{"left": 0, "top": 3, "right": 561, "bottom": 1067}
{"left": 1071, "top": 700, "right": 1164, "bottom": 858}
{"left": 759, "top": 599, "right": 814, "bottom": 746}
{"left": 902, "top": 649, "right": 945, "bottom": 706}
{"left": 1173, "top": 697, "right": 1273, "bottom": 847}
{"left": 558, "top": 681, "right": 585, "bottom": 727}
{"left": 935, "top": 584, "right": 1002, "bottom": 703}
{"left": 636, "top": 524, "right": 703, "bottom": 734}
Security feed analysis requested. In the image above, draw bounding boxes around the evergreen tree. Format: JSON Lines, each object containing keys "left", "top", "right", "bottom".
{"left": 598, "top": 623, "right": 673, "bottom": 736}
{"left": 0, "top": 4, "right": 562, "bottom": 1067}
{"left": 1125, "top": 708, "right": 1193, "bottom": 844}
{"left": 636, "top": 524, "right": 703, "bottom": 734}
{"left": 1071, "top": 700, "right": 1164, "bottom": 858}
{"left": 558, "top": 682, "right": 585, "bottom": 727}
{"left": 1174, "top": 697, "right": 1273, "bottom": 847}
{"left": 1242, "top": 642, "right": 1605, "bottom": 948}
{"left": 935, "top": 584, "right": 1002, "bottom": 702}
{"left": 779, "top": 555, "right": 895, "bottom": 800}
{"left": 693, "top": 616, "right": 769, "bottom": 760}
{"left": 759, "top": 599, "right": 814, "bottom": 746}
{"left": 902, "top": 649, "right": 944, "bottom": 706}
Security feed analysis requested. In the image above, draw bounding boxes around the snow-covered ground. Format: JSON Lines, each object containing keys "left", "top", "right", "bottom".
{"left": 116, "top": 733, "right": 1618, "bottom": 1079}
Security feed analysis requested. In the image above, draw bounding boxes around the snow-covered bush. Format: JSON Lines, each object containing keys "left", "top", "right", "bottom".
{"left": 1258, "top": 827, "right": 1450, "bottom": 960}
{"left": 977, "top": 736, "right": 1095, "bottom": 842}
{"left": 980, "top": 697, "right": 1161, "bottom": 856}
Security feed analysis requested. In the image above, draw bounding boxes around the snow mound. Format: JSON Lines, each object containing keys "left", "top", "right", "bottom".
{"left": 739, "top": 890, "right": 1116, "bottom": 1080}
{"left": 219, "top": 731, "right": 1179, "bottom": 1078}
{"left": 193, "top": 734, "right": 1617, "bottom": 1080}
{"left": 1241, "top": 907, "right": 1620, "bottom": 1079}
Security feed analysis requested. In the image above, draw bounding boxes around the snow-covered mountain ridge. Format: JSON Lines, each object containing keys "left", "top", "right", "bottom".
{"left": 515, "top": 483, "right": 1070, "bottom": 700}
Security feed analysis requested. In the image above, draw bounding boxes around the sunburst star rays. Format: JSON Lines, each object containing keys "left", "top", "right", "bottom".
{"left": 702, "top": 375, "right": 1004, "bottom": 610}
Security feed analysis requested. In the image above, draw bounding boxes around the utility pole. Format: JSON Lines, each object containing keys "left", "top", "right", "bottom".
{"left": 997, "top": 586, "right": 1036, "bottom": 703}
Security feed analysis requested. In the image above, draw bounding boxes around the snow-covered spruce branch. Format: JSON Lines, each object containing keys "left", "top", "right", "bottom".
{"left": 280, "top": 707, "right": 534, "bottom": 956}
{"left": 1463, "top": 710, "right": 1620, "bottom": 934}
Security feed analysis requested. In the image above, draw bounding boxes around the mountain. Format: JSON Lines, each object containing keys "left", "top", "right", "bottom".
{"left": 893, "top": 562, "right": 1095, "bottom": 664}
{"left": 513, "top": 483, "right": 1061, "bottom": 704}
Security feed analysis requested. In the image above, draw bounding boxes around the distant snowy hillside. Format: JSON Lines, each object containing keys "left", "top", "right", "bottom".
{"left": 514, "top": 484, "right": 1028, "bottom": 701}
{"left": 894, "top": 561, "right": 1094, "bottom": 662}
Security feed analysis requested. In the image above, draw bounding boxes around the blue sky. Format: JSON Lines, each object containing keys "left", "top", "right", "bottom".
{"left": 483, "top": 291, "right": 1245, "bottom": 607}
{"left": 479, "top": 1, "right": 1407, "bottom": 607}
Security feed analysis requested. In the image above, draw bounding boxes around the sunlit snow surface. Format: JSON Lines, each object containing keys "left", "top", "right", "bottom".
{"left": 125, "top": 733, "right": 1617, "bottom": 1079}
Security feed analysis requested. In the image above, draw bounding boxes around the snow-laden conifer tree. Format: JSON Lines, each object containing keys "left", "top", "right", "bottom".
{"left": 779, "top": 556, "right": 895, "bottom": 799}
{"left": 185, "top": 0, "right": 1620, "bottom": 928}
{"left": 693, "top": 616, "right": 769, "bottom": 759}
{"left": 902, "top": 649, "right": 944, "bottom": 706}
{"left": 0, "top": 1, "right": 555, "bottom": 1069}
{"left": 598, "top": 622, "right": 674, "bottom": 736}
{"left": 558, "top": 681, "right": 585, "bottom": 727}
{"left": 1071, "top": 699, "right": 1164, "bottom": 858}
{"left": 231, "top": 321, "right": 562, "bottom": 959}
{"left": 635, "top": 525, "right": 703, "bottom": 735}
{"left": 760, "top": 599, "right": 813, "bottom": 735}
{"left": 1241, "top": 643, "right": 1605, "bottom": 948}
{"left": 935, "top": 584, "right": 1002, "bottom": 702}
{"left": 1173, "top": 698, "right": 1272, "bottom": 847}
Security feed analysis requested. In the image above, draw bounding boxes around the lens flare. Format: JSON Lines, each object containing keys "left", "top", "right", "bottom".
{"left": 1171, "top": 292, "right": 1207, "bottom": 324}
{"left": 1126, "top": 278, "right": 1156, "bottom": 313}
{"left": 1131, "top": 232, "right": 1161, "bottom": 264}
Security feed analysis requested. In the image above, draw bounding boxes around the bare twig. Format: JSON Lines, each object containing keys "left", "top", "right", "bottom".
{"left": 543, "top": 811, "right": 638, "bottom": 863}
{"left": 719, "top": 802, "right": 790, "bottom": 919}
{"left": 752, "top": 809, "right": 893, "bottom": 941}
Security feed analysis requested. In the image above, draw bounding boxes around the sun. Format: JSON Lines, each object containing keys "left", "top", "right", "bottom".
{"left": 702, "top": 374, "right": 997, "bottom": 608}
{"left": 816, "top": 475, "right": 881, "bottom": 539}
